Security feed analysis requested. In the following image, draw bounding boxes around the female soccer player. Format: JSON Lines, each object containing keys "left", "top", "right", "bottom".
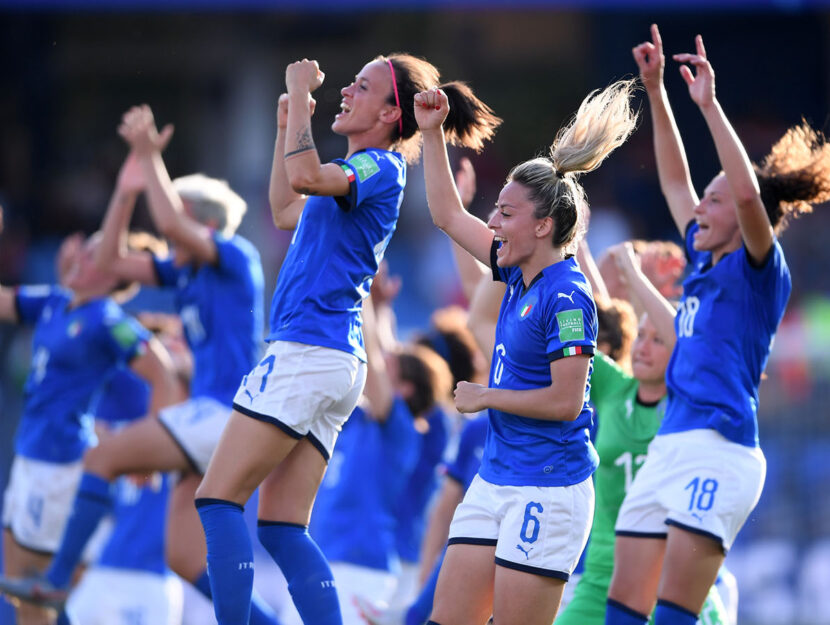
{"left": 604, "top": 26, "right": 830, "bottom": 625}
{"left": 0, "top": 233, "right": 179, "bottom": 625}
{"left": 413, "top": 79, "right": 638, "bottom": 625}
{"left": 193, "top": 54, "right": 499, "bottom": 625}
{"left": 557, "top": 242, "right": 729, "bottom": 625}
{"left": 308, "top": 297, "right": 453, "bottom": 625}
{"left": 0, "top": 107, "right": 275, "bottom": 624}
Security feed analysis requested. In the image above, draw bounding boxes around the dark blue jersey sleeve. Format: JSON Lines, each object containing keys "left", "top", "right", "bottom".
{"left": 152, "top": 255, "right": 183, "bottom": 288}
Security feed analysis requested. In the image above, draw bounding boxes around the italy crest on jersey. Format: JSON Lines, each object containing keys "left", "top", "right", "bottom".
{"left": 518, "top": 293, "right": 538, "bottom": 321}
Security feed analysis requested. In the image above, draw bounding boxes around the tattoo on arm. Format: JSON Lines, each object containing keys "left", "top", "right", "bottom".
{"left": 285, "top": 126, "right": 315, "bottom": 159}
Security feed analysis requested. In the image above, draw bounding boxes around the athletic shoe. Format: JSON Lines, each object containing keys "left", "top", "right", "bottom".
{"left": 0, "top": 574, "right": 67, "bottom": 610}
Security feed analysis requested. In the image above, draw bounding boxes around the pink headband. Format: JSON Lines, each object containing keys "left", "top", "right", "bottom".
{"left": 387, "top": 59, "right": 403, "bottom": 136}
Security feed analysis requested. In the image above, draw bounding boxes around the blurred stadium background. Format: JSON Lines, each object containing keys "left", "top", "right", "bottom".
{"left": 1, "top": 2, "right": 830, "bottom": 624}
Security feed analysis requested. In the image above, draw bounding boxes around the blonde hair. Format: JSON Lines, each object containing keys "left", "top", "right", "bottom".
{"left": 508, "top": 80, "right": 639, "bottom": 253}
{"left": 172, "top": 174, "right": 247, "bottom": 236}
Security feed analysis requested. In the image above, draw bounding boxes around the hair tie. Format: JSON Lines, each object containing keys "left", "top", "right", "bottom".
{"left": 553, "top": 167, "right": 564, "bottom": 180}
{"left": 387, "top": 59, "right": 403, "bottom": 136}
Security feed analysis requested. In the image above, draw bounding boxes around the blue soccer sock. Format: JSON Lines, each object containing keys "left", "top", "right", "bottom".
{"left": 56, "top": 610, "right": 70, "bottom": 625}
{"left": 406, "top": 550, "right": 443, "bottom": 625}
{"left": 654, "top": 599, "right": 698, "bottom": 625}
{"left": 257, "top": 521, "right": 341, "bottom": 625}
{"left": 605, "top": 598, "right": 649, "bottom": 625}
{"left": 193, "top": 568, "right": 282, "bottom": 625}
{"left": 47, "top": 473, "right": 113, "bottom": 588}
{"left": 196, "top": 498, "right": 254, "bottom": 625}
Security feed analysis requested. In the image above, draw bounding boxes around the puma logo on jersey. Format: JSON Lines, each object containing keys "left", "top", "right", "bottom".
{"left": 557, "top": 291, "right": 575, "bottom": 303}
{"left": 516, "top": 544, "right": 533, "bottom": 560}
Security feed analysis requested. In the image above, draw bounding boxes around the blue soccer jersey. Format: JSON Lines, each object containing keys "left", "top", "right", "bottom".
{"left": 14, "top": 286, "right": 150, "bottom": 463}
{"left": 266, "top": 149, "right": 406, "bottom": 362}
{"left": 97, "top": 472, "right": 171, "bottom": 575}
{"left": 479, "top": 243, "right": 599, "bottom": 488}
{"left": 310, "top": 398, "right": 420, "bottom": 572}
{"left": 662, "top": 222, "right": 792, "bottom": 447}
{"left": 90, "top": 366, "right": 149, "bottom": 425}
{"left": 394, "top": 405, "right": 450, "bottom": 563}
{"left": 153, "top": 233, "right": 264, "bottom": 404}
{"left": 444, "top": 413, "right": 488, "bottom": 491}
{"left": 90, "top": 370, "right": 171, "bottom": 575}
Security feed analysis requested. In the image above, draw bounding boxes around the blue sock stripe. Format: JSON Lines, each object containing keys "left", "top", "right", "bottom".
{"left": 194, "top": 497, "right": 244, "bottom": 511}
{"left": 607, "top": 599, "right": 648, "bottom": 619}
{"left": 75, "top": 491, "right": 111, "bottom": 506}
{"left": 656, "top": 598, "right": 698, "bottom": 618}
{"left": 606, "top": 598, "right": 650, "bottom": 623}
{"left": 257, "top": 520, "right": 307, "bottom": 529}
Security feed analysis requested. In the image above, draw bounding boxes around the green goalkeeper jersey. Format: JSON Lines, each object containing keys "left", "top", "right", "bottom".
{"left": 556, "top": 352, "right": 728, "bottom": 625}
{"left": 578, "top": 352, "right": 664, "bottom": 586}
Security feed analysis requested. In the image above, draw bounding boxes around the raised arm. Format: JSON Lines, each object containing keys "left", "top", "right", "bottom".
{"left": 415, "top": 88, "right": 495, "bottom": 266}
{"left": 610, "top": 242, "right": 677, "bottom": 350}
{"left": 449, "top": 158, "right": 489, "bottom": 302}
{"left": 269, "top": 93, "right": 310, "bottom": 230}
{"left": 674, "top": 36, "right": 773, "bottom": 264}
{"left": 282, "top": 60, "right": 350, "bottom": 199}
{"left": 360, "top": 296, "right": 395, "bottom": 423}
{"left": 0, "top": 285, "right": 17, "bottom": 323}
{"left": 129, "top": 335, "right": 183, "bottom": 415}
{"left": 576, "top": 238, "right": 611, "bottom": 303}
{"left": 417, "top": 477, "right": 464, "bottom": 585}
{"left": 466, "top": 277, "right": 505, "bottom": 363}
{"left": 95, "top": 150, "right": 158, "bottom": 285}
{"left": 633, "top": 24, "right": 699, "bottom": 234}
{"left": 119, "top": 105, "right": 220, "bottom": 266}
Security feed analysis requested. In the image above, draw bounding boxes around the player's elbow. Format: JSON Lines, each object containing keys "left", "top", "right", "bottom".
{"left": 550, "top": 395, "right": 583, "bottom": 422}
{"left": 430, "top": 209, "right": 452, "bottom": 233}
{"left": 270, "top": 209, "right": 297, "bottom": 231}
{"left": 286, "top": 170, "right": 317, "bottom": 195}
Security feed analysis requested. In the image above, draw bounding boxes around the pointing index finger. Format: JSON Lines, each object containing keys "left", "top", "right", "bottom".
{"left": 651, "top": 24, "right": 662, "bottom": 53}
{"left": 696, "top": 34, "right": 707, "bottom": 59}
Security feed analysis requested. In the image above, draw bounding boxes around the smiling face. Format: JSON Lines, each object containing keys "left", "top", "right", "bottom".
{"left": 487, "top": 181, "right": 550, "bottom": 269}
{"left": 332, "top": 59, "right": 397, "bottom": 139}
{"left": 692, "top": 173, "right": 742, "bottom": 258}
{"left": 630, "top": 314, "right": 671, "bottom": 386}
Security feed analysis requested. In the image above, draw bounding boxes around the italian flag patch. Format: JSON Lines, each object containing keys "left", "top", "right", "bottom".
{"left": 340, "top": 164, "right": 355, "bottom": 183}
{"left": 563, "top": 346, "right": 584, "bottom": 356}
{"left": 520, "top": 303, "right": 533, "bottom": 318}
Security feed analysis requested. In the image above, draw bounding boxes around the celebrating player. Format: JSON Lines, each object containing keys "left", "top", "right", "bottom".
{"left": 604, "top": 26, "right": 830, "bottom": 625}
